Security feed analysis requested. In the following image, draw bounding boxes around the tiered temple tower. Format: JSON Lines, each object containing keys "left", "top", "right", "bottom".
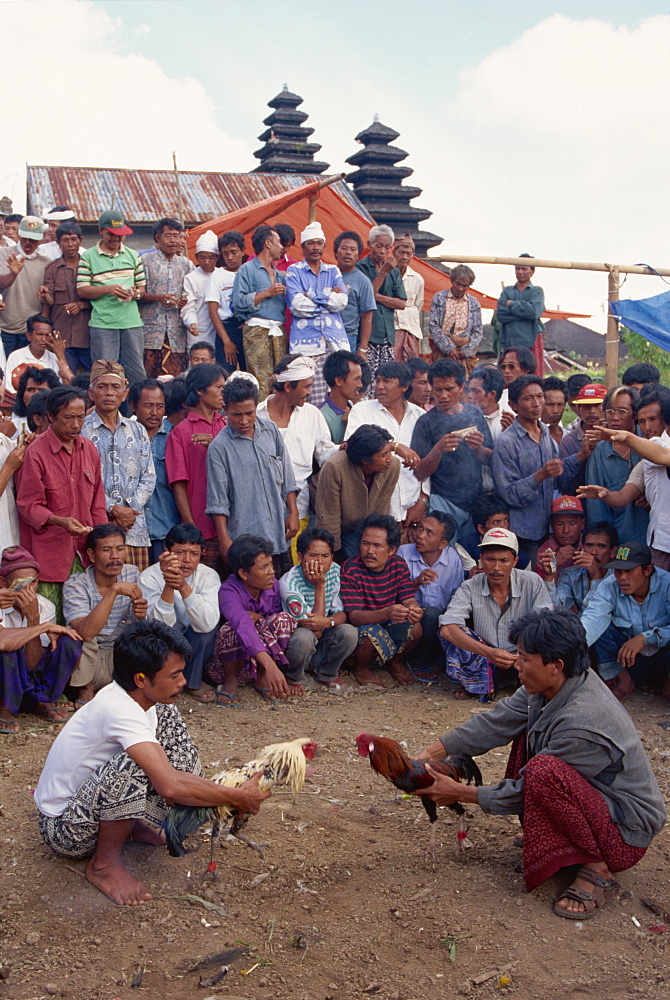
{"left": 345, "top": 119, "right": 441, "bottom": 257}
{"left": 253, "top": 86, "right": 330, "bottom": 175}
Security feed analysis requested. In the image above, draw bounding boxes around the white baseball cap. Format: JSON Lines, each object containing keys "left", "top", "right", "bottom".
{"left": 478, "top": 527, "right": 519, "bottom": 554}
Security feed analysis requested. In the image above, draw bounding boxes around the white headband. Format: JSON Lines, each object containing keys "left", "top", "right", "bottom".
{"left": 44, "top": 209, "right": 75, "bottom": 222}
{"left": 300, "top": 222, "right": 325, "bottom": 244}
{"left": 274, "top": 357, "right": 316, "bottom": 383}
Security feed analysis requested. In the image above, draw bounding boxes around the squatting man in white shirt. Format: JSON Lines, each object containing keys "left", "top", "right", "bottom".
{"left": 34, "top": 620, "right": 269, "bottom": 905}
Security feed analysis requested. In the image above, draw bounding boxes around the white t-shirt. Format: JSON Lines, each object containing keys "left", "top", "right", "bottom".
{"left": 642, "top": 431, "right": 670, "bottom": 553}
{"left": 205, "top": 268, "right": 235, "bottom": 322}
{"left": 34, "top": 681, "right": 159, "bottom": 817}
{"left": 4, "top": 345, "right": 60, "bottom": 392}
{"left": 1, "top": 593, "right": 55, "bottom": 647}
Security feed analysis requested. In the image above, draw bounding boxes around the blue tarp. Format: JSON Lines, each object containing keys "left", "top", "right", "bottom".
{"left": 611, "top": 290, "right": 670, "bottom": 353}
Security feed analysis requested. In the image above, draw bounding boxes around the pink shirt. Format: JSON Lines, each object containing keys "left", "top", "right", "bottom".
{"left": 165, "top": 410, "right": 226, "bottom": 540}
{"left": 15, "top": 427, "right": 107, "bottom": 582}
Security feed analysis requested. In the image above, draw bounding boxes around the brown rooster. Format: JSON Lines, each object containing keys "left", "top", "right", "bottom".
{"left": 163, "top": 737, "right": 317, "bottom": 863}
{"left": 355, "top": 733, "right": 482, "bottom": 855}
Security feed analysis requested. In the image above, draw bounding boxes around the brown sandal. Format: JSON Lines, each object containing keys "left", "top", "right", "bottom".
{"left": 553, "top": 867, "right": 620, "bottom": 919}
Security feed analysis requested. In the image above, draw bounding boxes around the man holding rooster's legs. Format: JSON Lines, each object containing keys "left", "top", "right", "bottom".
{"left": 34, "top": 621, "right": 269, "bottom": 905}
{"left": 413, "top": 610, "right": 665, "bottom": 921}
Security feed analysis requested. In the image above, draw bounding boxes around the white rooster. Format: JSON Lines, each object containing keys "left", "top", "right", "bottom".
{"left": 163, "top": 737, "right": 317, "bottom": 862}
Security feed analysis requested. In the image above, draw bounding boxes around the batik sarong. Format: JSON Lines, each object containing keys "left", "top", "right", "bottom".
{"left": 357, "top": 621, "right": 414, "bottom": 665}
{"left": 37, "top": 703, "right": 202, "bottom": 858}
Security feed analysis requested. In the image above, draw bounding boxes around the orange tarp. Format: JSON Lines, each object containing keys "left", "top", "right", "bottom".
{"left": 186, "top": 180, "right": 588, "bottom": 320}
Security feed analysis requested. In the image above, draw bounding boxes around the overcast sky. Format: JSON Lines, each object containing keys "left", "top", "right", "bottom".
{"left": 4, "top": 0, "right": 669, "bottom": 331}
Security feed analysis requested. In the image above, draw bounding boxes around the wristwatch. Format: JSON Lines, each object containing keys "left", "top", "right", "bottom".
{"left": 329, "top": 618, "right": 336, "bottom": 629}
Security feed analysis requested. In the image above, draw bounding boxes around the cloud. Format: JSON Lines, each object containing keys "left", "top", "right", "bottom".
{"left": 1, "top": 0, "right": 251, "bottom": 209}
{"left": 410, "top": 14, "right": 670, "bottom": 329}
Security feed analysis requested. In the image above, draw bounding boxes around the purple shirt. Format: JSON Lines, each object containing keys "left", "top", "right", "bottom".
{"left": 218, "top": 575, "right": 282, "bottom": 658}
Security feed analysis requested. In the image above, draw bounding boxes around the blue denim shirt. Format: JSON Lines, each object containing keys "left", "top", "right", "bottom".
{"left": 580, "top": 567, "right": 670, "bottom": 651}
{"left": 231, "top": 257, "right": 286, "bottom": 324}
{"left": 145, "top": 417, "right": 179, "bottom": 541}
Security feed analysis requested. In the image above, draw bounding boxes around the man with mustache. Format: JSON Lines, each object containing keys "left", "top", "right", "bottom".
{"left": 63, "top": 524, "right": 147, "bottom": 707}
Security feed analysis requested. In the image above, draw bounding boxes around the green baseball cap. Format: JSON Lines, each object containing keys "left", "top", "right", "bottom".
{"left": 98, "top": 210, "right": 133, "bottom": 235}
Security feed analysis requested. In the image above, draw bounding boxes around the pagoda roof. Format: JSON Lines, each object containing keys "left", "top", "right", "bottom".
{"left": 354, "top": 121, "right": 400, "bottom": 144}
{"left": 267, "top": 87, "right": 303, "bottom": 109}
{"left": 346, "top": 143, "right": 409, "bottom": 167}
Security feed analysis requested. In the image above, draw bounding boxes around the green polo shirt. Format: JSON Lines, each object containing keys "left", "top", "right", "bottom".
{"left": 356, "top": 256, "right": 406, "bottom": 346}
{"left": 77, "top": 243, "right": 145, "bottom": 330}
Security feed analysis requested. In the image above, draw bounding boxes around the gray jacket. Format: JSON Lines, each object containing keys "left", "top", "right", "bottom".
{"left": 440, "top": 669, "right": 666, "bottom": 848}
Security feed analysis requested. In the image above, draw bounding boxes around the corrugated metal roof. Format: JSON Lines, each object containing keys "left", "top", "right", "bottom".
{"left": 26, "top": 165, "right": 372, "bottom": 225}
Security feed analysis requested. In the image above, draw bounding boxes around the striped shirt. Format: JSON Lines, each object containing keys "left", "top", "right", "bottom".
{"left": 439, "top": 569, "right": 553, "bottom": 652}
{"left": 77, "top": 243, "right": 145, "bottom": 330}
{"left": 63, "top": 565, "right": 141, "bottom": 647}
{"left": 279, "top": 563, "right": 344, "bottom": 620}
{"left": 341, "top": 554, "right": 414, "bottom": 613}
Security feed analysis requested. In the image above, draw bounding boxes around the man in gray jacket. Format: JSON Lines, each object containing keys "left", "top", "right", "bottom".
{"left": 414, "top": 610, "right": 665, "bottom": 921}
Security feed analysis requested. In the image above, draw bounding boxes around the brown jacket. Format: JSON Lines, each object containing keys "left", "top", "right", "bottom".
{"left": 315, "top": 451, "right": 400, "bottom": 550}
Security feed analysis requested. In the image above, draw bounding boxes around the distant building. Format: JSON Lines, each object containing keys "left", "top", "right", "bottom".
{"left": 26, "top": 165, "right": 368, "bottom": 252}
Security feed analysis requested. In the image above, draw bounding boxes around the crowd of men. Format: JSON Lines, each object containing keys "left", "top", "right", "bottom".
{"left": 0, "top": 204, "right": 669, "bottom": 727}
{"left": 1, "top": 206, "right": 666, "bottom": 922}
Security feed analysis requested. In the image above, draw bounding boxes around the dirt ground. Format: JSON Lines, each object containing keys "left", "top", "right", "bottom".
{"left": 1, "top": 676, "right": 669, "bottom": 1000}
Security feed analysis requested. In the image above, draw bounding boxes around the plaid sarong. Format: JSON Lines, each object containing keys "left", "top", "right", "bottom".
{"left": 201, "top": 536, "right": 221, "bottom": 570}
{"left": 206, "top": 612, "right": 297, "bottom": 685}
{"left": 38, "top": 703, "right": 202, "bottom": 859}
{"left": 125, "top": 546, "right": 150, "bottom": 573}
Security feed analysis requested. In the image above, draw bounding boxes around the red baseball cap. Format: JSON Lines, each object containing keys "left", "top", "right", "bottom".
{"left": 551, "top": 496, "right": 585, "bottom": 517}
{"left": 574, "top": 383, "right": 606, "bottom": 404}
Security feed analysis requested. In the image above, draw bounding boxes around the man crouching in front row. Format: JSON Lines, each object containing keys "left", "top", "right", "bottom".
{"left": 34, "top": 620, "right": 270, "bottom": 905}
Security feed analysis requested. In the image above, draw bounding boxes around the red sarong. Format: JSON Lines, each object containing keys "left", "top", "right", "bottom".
{"left": 505, "top": 739, "right": 646, "bottom": 892}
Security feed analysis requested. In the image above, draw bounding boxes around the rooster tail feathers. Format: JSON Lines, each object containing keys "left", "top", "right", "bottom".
{"left": 162, "top": 805, "right": 215, "bottom": 857}
{"left": 446, "top": 753, "right": 483, "bottom": 787}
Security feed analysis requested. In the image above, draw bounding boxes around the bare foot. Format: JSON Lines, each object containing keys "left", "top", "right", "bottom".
{"left": 130, "top": 820, "right": 166, "bottom": 846}
{"left": 605, "top": 670, "right": 635, "bottom": 701}
{"left": 387, "top": 659, "right": 415, "bottom": 686}
{"left": 85, "top": 858, "right": 153, "bottom": 905}
{"left": 352, "top": 666, "right": 386, "bottom": 687}
{"left": 73, "top": 682, "right": 95, "bottom": 708}
{"left": 185, "top": 684, "right": 215, "bottom": 704}
{"left": 288, "top": 683, "right": 305, "bottom": 697}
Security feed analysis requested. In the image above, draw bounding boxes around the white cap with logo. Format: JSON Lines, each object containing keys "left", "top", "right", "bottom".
{"left": 478, "top": 527, "right": 519, "bottom": 554}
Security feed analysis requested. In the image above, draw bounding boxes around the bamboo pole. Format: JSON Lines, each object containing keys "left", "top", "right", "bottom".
{"left": 172, "top": 151, "right": 184, "bottom": 226}
{"left": 308, "top": 172, "right": 346, "bottom": 222}
{"left": 427, "top": 253, "right": 670, "bottom": 277}
{"left": 428, "top": 253, "right": 669, "bottom": 387}
{"left": 606, "top": 267, "right": 620, "bottom": 388}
